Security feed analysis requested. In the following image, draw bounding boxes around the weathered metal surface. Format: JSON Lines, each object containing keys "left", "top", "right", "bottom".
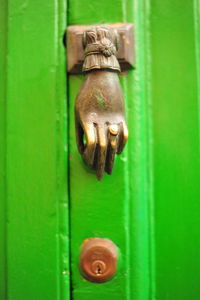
{"left": 82, "top": 27, "right": 121, "bottom": 72}
{"left": 67, "top": 23, "right": 134, "bottom": 74}
{"left": 75, "top": 26, "right": 128, "bottom": 179}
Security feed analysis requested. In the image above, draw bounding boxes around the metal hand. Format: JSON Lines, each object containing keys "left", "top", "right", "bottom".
{"left": 75, "top": 70, "right": 128, "bottom": 180}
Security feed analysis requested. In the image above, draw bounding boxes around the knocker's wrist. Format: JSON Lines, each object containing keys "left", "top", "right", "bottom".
{"left": 82, "top": 27, "right": 120, "bottom": 73}
{"left": 82, "top": 54, "right": 120, "bottom": 72}
{"left": 84, "top": 41, "right": 117, "bottom": 57}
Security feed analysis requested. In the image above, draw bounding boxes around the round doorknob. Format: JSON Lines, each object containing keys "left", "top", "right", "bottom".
{"left": 80, "top": 238, "right": 118, "bottom": 283}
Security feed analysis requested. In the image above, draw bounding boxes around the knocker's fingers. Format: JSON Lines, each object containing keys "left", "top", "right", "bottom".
{"left": 96, "top": 125, "right": 107, "bottom": 180}
{"left": 105, "top": 132, "right": 118, "bottom": 175}
{"left": 75, "top": 119, "right": 84, "bottom": 154}
{"left": 82, "top": 122, "right": 97, "bottom": 168}
{"left": 117, "top": 122, "right": 128, "bottom": 154}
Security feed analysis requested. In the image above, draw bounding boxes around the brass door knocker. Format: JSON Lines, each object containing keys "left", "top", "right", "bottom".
{"left": 67, "top": 24, "right": 134, "bottom": 179}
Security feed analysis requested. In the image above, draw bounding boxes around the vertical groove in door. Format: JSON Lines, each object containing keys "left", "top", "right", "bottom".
{"left": 193, "top": 0, "right": 200, "bottom": 131}
{"left": 66, "top": 0, "right": 73, "bottom": 299}
{"left": 127, "top": 0, "right": 155, "bottom": 299}
{"left": 0, "top": 0, "right": 7, "bottom": 298}
{"left": 55, "top": 0, "right": 71, "bottom": 299}
{"left": 134, "top": 0, "right": 157, "bottom": 299}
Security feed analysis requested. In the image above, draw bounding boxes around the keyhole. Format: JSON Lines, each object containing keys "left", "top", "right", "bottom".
{"left": 91, "top": 260, "right": 106, "bottom": 275}
{"left": 96, "top": 263, "right": 102, "bottom": 274}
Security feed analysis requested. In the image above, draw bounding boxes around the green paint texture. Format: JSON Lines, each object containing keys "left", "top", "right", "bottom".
{"left": 68, "top": 0, "right": 150, "bottom": 300}
{"left": 1, "top": 0, "right": 200, "bottom": 299}
{"left": 68, "top": 0, "right": 200, "bottom": 300}
{"left": 0, "top": 0, "right": 7, "bottom": 299}
{"left": 149, "top": 1, "right": 200, "bottom": 299}
{"left": 1, "top": 0, "right": 70, "bottom": 299}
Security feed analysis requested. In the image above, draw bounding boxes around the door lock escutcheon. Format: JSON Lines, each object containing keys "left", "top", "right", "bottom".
{"left": 80, "top": 238, "right": 118, "bottom": 283}
{"left": 66, "top": 24, "right": 134, "bottom": 179}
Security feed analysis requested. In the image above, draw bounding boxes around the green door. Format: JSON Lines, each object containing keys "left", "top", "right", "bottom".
{"left": 1, "top": 0, "right": 200, "bottom": 300}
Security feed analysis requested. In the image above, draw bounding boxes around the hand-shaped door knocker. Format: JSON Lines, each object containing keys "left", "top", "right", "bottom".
{"left": 75, "top": 27, "right": 128, "bottom": 180}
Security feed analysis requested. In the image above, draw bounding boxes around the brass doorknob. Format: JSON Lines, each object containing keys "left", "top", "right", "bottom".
{"left": 75, "top": 26, "right": 128, "bottom": 180}
{"left": 80, "top": 238, "right": 118, "bottom": 283}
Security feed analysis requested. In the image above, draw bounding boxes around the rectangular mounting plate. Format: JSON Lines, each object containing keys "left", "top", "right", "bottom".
{"left": 66, "top": 23, "right": 135, "bottom": 74}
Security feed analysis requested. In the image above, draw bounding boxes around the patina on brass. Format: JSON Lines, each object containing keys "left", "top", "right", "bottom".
{"left": 75, "top": 26, "right": 128, "bottom": 180}
{"left": 67, "top": 23, "right": 134, "bottom": 74}
{"left": 80, "top": 238, "right": 118, "bottom": 283}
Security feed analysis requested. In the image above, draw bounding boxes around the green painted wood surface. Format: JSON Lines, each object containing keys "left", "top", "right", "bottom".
{"left": 0, "top": 0, "right": 7, "bottom": 298}
{"left": 149, "top": 1, "right": 200, "bottom": 299}
{"left": 1, "top": 0, "right": 200, "bottom": 299}
{"left": 68, "top": 0, "right": 200, "bottom": 299}
{"left": 68, "top": 1, "right": 150, "bottom": 300}
{"left": 1, "top": 0, "right": 70, "bottom": 299}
